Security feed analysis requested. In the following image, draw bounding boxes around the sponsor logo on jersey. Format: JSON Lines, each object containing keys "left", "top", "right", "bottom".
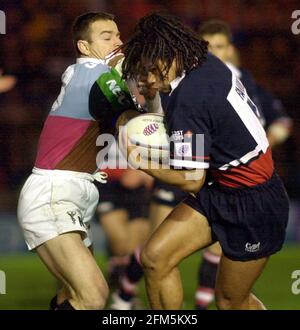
{"left": 171, "top": 130, "right": 184, "bottom": 141}
{"left": 175, "top": 142, "right": 192, "bottom": 157}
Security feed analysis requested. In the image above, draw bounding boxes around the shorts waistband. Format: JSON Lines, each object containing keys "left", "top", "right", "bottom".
{"left": 32, "top": 167, "right": 108, "bottom": 183}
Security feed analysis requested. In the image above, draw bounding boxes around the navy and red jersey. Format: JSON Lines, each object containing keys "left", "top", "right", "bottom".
{"left": 229, "top": 65, "right": 291, "bottom": 129}
{"left": 160, "top": 54, "right": 274, "bottom": 188}
{"left": 255, "top": 83, "right": 291, "bottom": 129}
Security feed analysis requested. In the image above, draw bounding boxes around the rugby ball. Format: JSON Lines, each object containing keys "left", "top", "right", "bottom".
{"left": 119, "top": 113, "right": 170, "bottom": 162}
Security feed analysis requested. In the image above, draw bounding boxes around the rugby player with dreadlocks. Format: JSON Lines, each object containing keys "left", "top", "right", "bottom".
{"left": 120, "top": 13, "right": 289, "bottom": 310}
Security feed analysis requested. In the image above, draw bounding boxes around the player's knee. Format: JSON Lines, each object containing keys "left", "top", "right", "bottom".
{"left": 141, "top": 244, "right": 165, "bottom": 275}
{"left": 215, "top": 295, "right": 233, "bottom": 310}
{"left": 78, "top": 281, "right": 109, "bottom": 310}
{"left": 215, "top": 292, "right": 245, "bottom": 310}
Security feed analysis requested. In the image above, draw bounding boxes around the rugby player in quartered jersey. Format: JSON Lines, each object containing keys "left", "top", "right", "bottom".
{"left": 17, "top": 12, "right": 141, "bottom": 311}
{"left": 35, "top": 57, "right": 136, "bottom": 173}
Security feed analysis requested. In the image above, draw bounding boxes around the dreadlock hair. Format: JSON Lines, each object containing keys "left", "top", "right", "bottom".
{"left": 120, "top": 12, "right": 208, "bottom": 81}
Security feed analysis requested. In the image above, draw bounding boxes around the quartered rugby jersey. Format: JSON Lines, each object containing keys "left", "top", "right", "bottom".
{"left": 35, "top": 57, "right": 135, "bottom": 173}
{"left": 161, "top": 53, "right": 274, "bottom": 188}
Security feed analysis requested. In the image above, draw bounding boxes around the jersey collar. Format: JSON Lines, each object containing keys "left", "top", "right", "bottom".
{"left": 225, "top": 62, "right": 242, "bottom": 78}
{"left": 169, "top": 72, "right": 186, "bottom": 95}
{"left": 76, "top": 57, "right": 106, "bottom": 65}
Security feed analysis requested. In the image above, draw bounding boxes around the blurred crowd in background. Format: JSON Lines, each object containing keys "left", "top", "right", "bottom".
{"left": 0, "top": 0, "right": 299, "bottom": 241}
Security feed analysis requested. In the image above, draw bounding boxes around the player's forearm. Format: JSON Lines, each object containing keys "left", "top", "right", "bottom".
{"left": 127, "top": 146, "right": 206, "bottom": 193}
{"left": 142, "top": 167, "right": 205, "bottom": 194}
{"left": 126, "top": 144, "right": 205, "bottom": 193}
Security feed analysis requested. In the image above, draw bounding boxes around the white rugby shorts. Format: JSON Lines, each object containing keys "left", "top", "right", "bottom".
{"left": 17, "top": 168, "right": 102, "bottom": 250}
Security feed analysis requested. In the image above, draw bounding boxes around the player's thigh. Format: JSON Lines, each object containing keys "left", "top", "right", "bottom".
{"left": 206, "top": 241, "right": 222, "bottom": 256}
{"left": 36, "top": 232, "right": 107, "bottom": 295}
{"left": 148, "top": 202, "right": 173, "bottom": 233}
{"left": 128, "top": 217, "right": 150, "bottom": 242}
{"left": 100, "top": 209, "right": 129, "bottom": 242}
{"left": 143, "top": 202, "right": 213, "bottom": 271}
{"left": 215, "top": 254, "right": 268, "bottom": 303}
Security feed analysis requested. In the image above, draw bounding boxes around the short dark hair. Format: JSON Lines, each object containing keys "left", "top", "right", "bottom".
{"left": 72, "top": 12, "right": 115, "bottom": 55}
{"left": 121, "top": 12, "right": 208, "bottom": 80}
{"left": 198, "top": 19, "right": 232, "bottom": 42}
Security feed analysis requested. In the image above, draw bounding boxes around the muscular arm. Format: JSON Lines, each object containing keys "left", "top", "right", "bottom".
{"left": 143, "top": 167, "right": 206, "bottom": 194}
{"left": 127, "top": 145, "right": 206, "bottom": 193}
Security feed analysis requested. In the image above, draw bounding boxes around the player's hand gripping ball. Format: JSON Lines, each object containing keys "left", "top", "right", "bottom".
{"left": 119, "top": 113, "right": 170, "bottom": 165}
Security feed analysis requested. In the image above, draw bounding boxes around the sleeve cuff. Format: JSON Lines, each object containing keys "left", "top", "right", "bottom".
{"left": 169, "top": 159, "right": 210, "bottom": 169}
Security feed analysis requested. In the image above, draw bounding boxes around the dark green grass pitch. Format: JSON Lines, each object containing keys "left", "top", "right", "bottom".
{"left": 0, "top": 244, "right": 299, "bottom": 310}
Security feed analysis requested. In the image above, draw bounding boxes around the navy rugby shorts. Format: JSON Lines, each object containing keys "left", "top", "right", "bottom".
{"left": 151, "top": 180, "right": 188, "bottom": 208}
{"left": 184, "top": 173, "right": 289, "bottom": 261}
{"left": 96, "top": 180, "right": 150, "bottom": 219}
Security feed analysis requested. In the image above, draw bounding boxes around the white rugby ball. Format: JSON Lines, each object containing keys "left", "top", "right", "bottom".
{"left": 119, "top": 113, "right": 170, "bottom": 162}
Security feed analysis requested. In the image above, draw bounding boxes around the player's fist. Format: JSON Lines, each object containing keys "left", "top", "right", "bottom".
{"left": 105, "top": 52, "right": 124, "bottom": 76}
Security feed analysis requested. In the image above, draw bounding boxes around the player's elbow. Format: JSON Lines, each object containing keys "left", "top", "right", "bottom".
{"left": 181, "top": 180, "right": 203, "bottom": 194}
{"left": 180, "top": 169, "right": 205, "bottom": 194}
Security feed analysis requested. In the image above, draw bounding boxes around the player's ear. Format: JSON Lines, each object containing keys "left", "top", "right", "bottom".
{"left": 77, "top": 40, "right": 90, "bottom": 56}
